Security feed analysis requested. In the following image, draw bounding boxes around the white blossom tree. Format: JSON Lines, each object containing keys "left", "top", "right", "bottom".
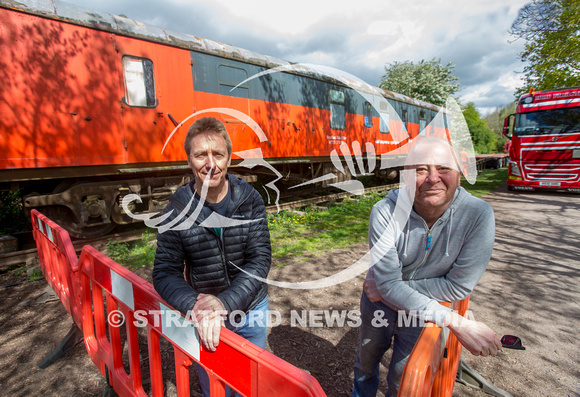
{"left": 379, "top": 58, "right": 460, "bottom": 107}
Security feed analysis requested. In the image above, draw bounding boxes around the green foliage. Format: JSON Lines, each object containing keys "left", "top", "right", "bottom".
{"left": 511, "top": 0, "right": 580, "bottom": 94}
{"left": 379, "top": 58, "right": 460, "bottom": 106}
{"left": 27, "top": 268, "right": 42, "bottom": 280}
{"left": 0, "top": 190, "right": 30, "bottom": 235}
{"left": 462, "top": 168, "right": 508, "bottom": 198}
{"left": 268, "top": 192, "right": 383, "bottom": 265}
{"left": 106, "top": 230, "right": 157, "bottom": 269}
{"left": 483, "top": 103, "right": 517, "bottom": 152}
{"left": 462, "top": 103, "right": 498, "bottom": 154}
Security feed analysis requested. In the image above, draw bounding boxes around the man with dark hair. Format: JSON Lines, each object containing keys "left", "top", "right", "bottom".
{"left": 352, "top": 137, "right": 502, "bottom": 397}
{"left": 183, "top": 116, "right": 233, "bottom": 163}
{"left": 153, "top": 117, "right": 270, "bottom": 396}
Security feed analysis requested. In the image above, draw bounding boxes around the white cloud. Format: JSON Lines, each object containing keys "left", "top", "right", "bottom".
{"left": 61, "top": 0, "right": 530, "bottom": 110}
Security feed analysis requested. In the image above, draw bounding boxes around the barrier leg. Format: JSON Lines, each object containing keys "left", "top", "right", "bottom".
{"left": 103, "top": 365, "right": 120, "bottom": 397}
{"left": 38, "top": 322, "right": 84, "bottom": 369}
{"left": 455, "top": 359, "right": 513, "bottom": 397}
{"left": 102, "top": 385, "right": 118, "bottom": 397}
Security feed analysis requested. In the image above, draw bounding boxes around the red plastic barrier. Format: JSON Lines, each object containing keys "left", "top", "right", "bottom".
{"left": 78, "top": 246, "right": 326, "bottom": 396}
{"left": 31, "top": 210, "right": 326, "bottom": 396}
{"left": 31, "top": 210, "right": 83, "bottom": 327}
{"left": 397, "top": 298, "right": 470, "bottom": 397}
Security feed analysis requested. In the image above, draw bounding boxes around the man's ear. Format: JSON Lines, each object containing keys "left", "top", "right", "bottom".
{"left": 187, "top": 152, "right": 195, "bottom": 171}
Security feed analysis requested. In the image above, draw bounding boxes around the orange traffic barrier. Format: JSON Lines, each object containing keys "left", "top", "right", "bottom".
{"left": 31, "top": 210, "right": 326, "bottom": 396}
{"left": 31, "top": 210, "right": 83, "bottom": 326}
{"left": 398, "top": 298, "right": 470, "bottom": 397}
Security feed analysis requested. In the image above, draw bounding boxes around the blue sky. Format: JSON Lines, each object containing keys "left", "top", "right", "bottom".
{"left": 62, "top": 0, "right": 529, "bottom": 115}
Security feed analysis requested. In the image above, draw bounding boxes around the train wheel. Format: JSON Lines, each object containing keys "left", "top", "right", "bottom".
{"left": 42, "top": 205, "right": 115, "bottom": 240}
{"left": 42, "top": 178, "right": 115, "bottom": 239}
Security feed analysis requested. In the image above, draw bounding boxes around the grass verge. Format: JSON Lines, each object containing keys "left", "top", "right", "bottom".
{"left": 462, "top": 168, "right": 508, "bottom": 197}
{"left": 104, "top": 168, "right": 507, "bottom": 267}
{"left": 267, "top": 192, "right": 382, "bottom": 265}
{"left": 106, "top": 230, "right": 157, "bottom": 270}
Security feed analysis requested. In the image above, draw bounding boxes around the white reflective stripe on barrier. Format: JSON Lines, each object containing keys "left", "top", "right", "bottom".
{"left": 110, "top": 269, "right": 135, "bottom": 310}
{"left": 37, "top": 218, "right": 43, "bottom": 234}
{"left": 36, "top": 217, "right": 54, "bottom": 243}
{"left": 160, "top": 302, "right": 200, "bottom": 361}
{"left": 46, "top": 223, "right": 53, "bottom": 243}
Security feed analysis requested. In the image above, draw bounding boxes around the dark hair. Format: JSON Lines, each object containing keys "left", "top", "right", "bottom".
{"left": 184, "top": 117, "right": 232, "bottom": 156}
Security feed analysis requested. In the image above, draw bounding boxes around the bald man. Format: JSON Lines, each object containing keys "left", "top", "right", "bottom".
{"left": 352, "top": 137, "right": 501, "bottom": 397}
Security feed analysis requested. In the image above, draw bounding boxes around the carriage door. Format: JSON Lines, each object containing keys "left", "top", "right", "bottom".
{"left": 116, "top": 36, "right": 194, "bottom": 164}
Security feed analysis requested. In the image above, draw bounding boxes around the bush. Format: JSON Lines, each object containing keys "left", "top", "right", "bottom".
{"left": 0, "top": 190, "right": 30, "bottom": 235}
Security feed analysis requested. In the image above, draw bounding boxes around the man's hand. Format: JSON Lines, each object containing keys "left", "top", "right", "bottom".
{"left": 192, "top": 294, "right": 227, "bottom": 352}
{"left": 365, "top": 272, "right": 501, "bottom": 356}
{"left": 363, "top": 277, "right": 383, "bottom": 302}
{"left": 194, "top": 294, "right": 226, "bottom": 318}
{"left": 445, "top": 311, "right": 502, "bottom": 356}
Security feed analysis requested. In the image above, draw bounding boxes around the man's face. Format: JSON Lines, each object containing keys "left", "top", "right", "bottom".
{"left": 407, "top": 143, "right": 461, "bottom": 213}
{"left": 187, "top": 132, "right": 231, "bottom": 191}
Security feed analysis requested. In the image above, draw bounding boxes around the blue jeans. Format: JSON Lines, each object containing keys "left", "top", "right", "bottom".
{"left": 197, "top": 295, "right": 269, "bottom": 396}
{"left": 352, "top": 292, "right": 423, "bottom": 397}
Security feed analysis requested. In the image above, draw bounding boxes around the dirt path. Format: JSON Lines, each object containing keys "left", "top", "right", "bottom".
{"left": 0, "top": 186, "right": 578, "bottom": 396}
{"left": 453, "top": 186, "right": 580, "bottom": 397}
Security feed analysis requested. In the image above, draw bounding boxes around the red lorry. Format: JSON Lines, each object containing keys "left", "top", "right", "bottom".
{"left": 503, "top": 87, "right": 580, "bottom": 192}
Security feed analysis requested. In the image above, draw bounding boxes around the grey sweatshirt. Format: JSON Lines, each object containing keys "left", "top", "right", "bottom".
{"left": 369, "top": 186, "right": 495, "bottom": 326}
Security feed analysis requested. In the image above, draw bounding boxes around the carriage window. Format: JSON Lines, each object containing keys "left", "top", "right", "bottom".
{"left": 329, "top": 90, "right": 345, "bottom": 130}
{"left": 122, "top": 56, "right": 156, "bottom": 107}
{"left": 364, "top": 102, "right": 373, "bottom": 128}
{"left": 218, "top": 65, "right": 249, "bottom": 99}
{"left": 401, "top": 109, "right": 408, "bottom": 133}
{"left": 379, "top": 112, "right": 390, "bottom": 134}
{"left": 419, "top": 109, "right": 427, "bottom": 136}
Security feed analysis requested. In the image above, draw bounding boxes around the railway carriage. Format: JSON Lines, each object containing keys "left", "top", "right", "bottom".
{"left": 0, "top": 0, "right": 448, "bottom": 238}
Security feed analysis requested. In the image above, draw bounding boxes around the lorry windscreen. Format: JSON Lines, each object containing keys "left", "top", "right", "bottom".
{"left": 514, "top": 107, "right": 580, "bottom": 136}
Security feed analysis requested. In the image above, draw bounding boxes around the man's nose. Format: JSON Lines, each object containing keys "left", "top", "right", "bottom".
{"left": 426, "top": 167, "right": 441, "bottom": 182}
{"left": 205, "top": 155, "right": 216, "bottom": 169}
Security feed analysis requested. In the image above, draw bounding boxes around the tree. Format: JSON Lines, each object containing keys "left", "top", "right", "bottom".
{"left": 510, "top": 0, "right": 580, "bottom": 93}
{"left": 463, "top": 103, "right": 497, "bottom": 154}
{"left": 379, "top": 58, "right": 459, "bottom": 106}
{"left": 484, "top": 103, "right": 517, "bottom": 152}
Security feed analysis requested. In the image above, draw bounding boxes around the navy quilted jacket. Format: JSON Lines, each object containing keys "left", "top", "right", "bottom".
{"left": 153, "top": 174, "right": 271, "bottom": 315}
